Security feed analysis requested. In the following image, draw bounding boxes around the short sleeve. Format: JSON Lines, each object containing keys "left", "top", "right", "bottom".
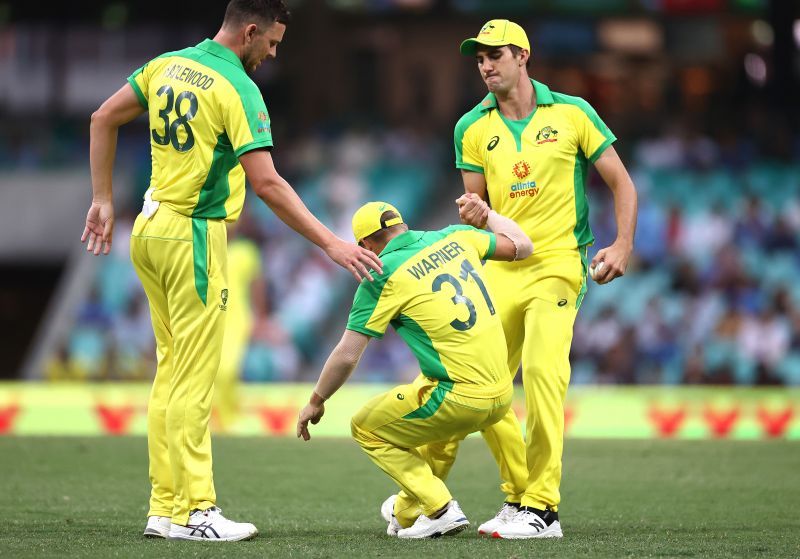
{"left": 454, "top": 114, "right": 484, "bottom": 174}
{"left": 570, "top": 98, "right": 616, "bottom": 163}
{"left": 127, "top": 63, "right": 151, "bottom": 109}
{"left": 223, "top": 81, "right": 274, "bottom": 158}
{"left": 346, "top": 279, "right": 398, "bottom": 339}
{"left": 446, "top": 225, "right": 497, "bottom": 260}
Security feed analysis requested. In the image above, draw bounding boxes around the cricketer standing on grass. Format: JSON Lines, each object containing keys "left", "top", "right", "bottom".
{"left": 453, "top": 20, "right": 638, "bottom": 538}
{"left": 297, "top": 201, "right": 533, "bottom": 539}
{"left": 81, "top": 0, "right": 382, "bottom": 542}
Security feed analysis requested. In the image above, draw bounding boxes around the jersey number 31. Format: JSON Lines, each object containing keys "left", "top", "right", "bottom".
{"left": 432, "top": 259, "right": 495, "bottom": 331}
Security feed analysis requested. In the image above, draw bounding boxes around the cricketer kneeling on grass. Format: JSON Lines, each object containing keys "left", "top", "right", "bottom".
{"left": 297, "top": 200, "right": 532, "bottom": 539}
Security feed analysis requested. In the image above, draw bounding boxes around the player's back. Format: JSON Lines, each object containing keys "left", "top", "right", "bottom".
{"left": 348, "top": 225, "right": 510, "bottom": 399}
{"left": 128, "top": 39, "right": 274, "bottom": 223}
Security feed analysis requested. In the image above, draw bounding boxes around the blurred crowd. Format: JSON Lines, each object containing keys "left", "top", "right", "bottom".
{"left": 41, "top": 116, "right": 800, "bottom": 387}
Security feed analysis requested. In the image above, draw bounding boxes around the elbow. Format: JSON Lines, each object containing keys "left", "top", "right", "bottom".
{"left": 251, "top": 176, "right": 281, "bottom": 201}
{"left": 515, "top": 236, "right": 533, "bottom": 260}
{"left": 90, "top": 105, "right": 123, "bottom": 131}
{"left": 342, "top": 354, "right": 361, "bottom": 371}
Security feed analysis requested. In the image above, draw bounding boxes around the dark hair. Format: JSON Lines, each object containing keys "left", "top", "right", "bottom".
{"left": 508, "top": 45, "right": 531, "bottom": 68}
{"left": 224, "top": 0, "right": 291, "bottom": 28}
{"left": 363, "top": 211, "right": 407, "bottom": 245}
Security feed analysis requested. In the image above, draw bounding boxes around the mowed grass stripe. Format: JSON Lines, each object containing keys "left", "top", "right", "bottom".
{"left": 0, "top": 437, "right": 797, "bottom": 558}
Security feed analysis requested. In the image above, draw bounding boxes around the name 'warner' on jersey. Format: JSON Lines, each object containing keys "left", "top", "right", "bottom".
{"left": 454, "top": 79, "right": 616, "bottom": 254}
{"left": 346, "top": 226, "right": 511, "bottom": 399}
{"left": 128, "top": 39, "right": 274, "bottom": 222}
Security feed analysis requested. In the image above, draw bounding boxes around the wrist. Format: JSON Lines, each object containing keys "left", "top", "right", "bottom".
{"left": 320, "top": 235, "right": 341, "bottom": 254}
{"left": 614, "top": 237, "right": 634, "bottom": 251}
{"left": 310, "top": 391, "right": 327, "bottom": 406}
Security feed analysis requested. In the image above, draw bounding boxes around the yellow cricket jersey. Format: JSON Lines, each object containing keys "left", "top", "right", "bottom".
{"left": 128, "top": 39, "right": 274, "bottom": 222}
{"left": 454, "top": 79, "right": 616, "bottom": 253}
{"left": 347, "top": 226, "right": 511, "bottom": 399}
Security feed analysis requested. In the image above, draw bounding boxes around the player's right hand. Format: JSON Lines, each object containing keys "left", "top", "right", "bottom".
{"left": 456, "top": 193, "right": 489, "bottom": 228}
{"left": 297, "top": 403, "right": 325, "bottom": 441}
{"left": 325, "top": 238, "right": 383, "bottom": 282}
{"left": 81, "top": 200, "right": 115, "bottom": 255}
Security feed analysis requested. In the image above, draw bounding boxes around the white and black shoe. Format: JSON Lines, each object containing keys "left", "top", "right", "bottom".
{"left": 397, "top": 500, "right": 469, "bottom": 539}
{"left": 380, "top": 494, "right": 402, "bottom": 536}
{"left": 477, "top": 502, "right": 519, "bottom": 536}
{"left": 167, "top": 507, "right": 258, "bottom": 542}
{"left": 143, "top": 515, "right": 171, "bottom": 538}
{"left": 492, "top": 506, "right": 562, "bottom": 539}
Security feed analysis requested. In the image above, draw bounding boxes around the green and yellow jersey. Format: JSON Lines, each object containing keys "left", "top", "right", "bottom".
{"left": 454, "top": 79, "right": 615, "bottom": 254}
{"left": 347, "top": 226, "right": 510, "bottom": 399}
{"left": 128, "top": 39, "right": 274, "bottom": 223}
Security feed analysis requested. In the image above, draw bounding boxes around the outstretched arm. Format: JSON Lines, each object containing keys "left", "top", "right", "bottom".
{"left": 590, "top": 146, "right": 638, "bottom": 284}
{"left": 83, "top": 84, "right": 146, "bottom": 255}
{"left": 296, "top": 330, "right": 370, "bottom": 441}
{"left": 240, "top": 150, "right": 382, "bottom": 282}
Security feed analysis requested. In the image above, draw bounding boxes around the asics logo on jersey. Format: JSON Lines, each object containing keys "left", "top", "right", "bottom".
{"left": 487, "top": 136, "right": 500, "bottom": 151}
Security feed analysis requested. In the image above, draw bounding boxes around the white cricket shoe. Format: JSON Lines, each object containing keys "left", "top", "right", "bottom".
{"left": 492, "top": 506, "right": 563, "bottom": 539}
{"left": 380, "top": 494, "right": 402, "bottom": 536}
{"left": 477, "top": 502, "right": 519, "bottom": 536}
{"left": 167, "top": 507, "right": 258, "bottom": 542}
{"left": 143, "top": 515, "right": 171, "bottom": 538}
{"left": 397, "top": 500, "right": 469, "bottom": 539}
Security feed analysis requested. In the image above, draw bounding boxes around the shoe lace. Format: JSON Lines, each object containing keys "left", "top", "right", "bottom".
{"left": 512, "top": 508, "right": 537, "bottom": 523}
{"left": 498, "top": 503, "right": 518, "bottom": 521}
{"left": 192, "top": 506, "right": 223, "bottom": 521}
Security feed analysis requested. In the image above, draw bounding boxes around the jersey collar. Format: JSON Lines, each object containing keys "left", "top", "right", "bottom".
{"left": 479, "top": 79, "right": 555, "bottom": 112}
{"left": 195, "top": 39, "right": 245, "bottom": 72}
{"left": 380, "top": 230, "right": 425, "bottom": 256}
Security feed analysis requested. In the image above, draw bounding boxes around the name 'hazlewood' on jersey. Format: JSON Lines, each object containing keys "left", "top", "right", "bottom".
{"left": 163, "top": 63, "right": 215, "bottom": 90}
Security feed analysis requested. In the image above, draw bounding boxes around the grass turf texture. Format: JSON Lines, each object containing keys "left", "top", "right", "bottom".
{"left": 1, "top": 437, "right": 797, "bottom": 558}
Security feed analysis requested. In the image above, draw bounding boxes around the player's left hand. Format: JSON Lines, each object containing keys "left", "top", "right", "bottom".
{"left": 81, "top": 200, "right": 115, "bottom": 255}
{"left": 590, "top": 240, "right": 632, "bottom": 284}
{"left": 297, "top": 403, "right": 325, "bottom": 441}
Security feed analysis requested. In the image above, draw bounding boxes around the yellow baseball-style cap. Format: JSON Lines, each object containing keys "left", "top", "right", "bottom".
{"left": 351, "top": 201, "right": 404, "bottom": 242}
{"left": 460, "top": 19, "right": 530, "bottom": 56}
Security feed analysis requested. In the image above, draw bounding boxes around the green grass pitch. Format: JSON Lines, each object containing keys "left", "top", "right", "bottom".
{"left": 1, "top": 436, "right": 798, "bottom": 558}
